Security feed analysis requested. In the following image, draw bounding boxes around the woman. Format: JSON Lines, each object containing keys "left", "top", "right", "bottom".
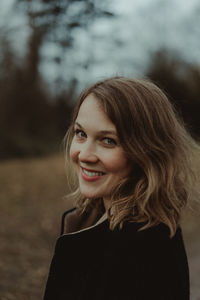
{"left": 43, "top": 77, "right": 199, "bottom": 300}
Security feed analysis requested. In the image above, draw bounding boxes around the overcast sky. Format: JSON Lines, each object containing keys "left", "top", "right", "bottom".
{"left": 63, "top": 0, "right": 200, "bottom": 90}
{"left": 1, "top": 0, "right": 200, "bottom": 92}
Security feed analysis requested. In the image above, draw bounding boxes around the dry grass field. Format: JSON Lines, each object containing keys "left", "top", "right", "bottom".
{"left": 0, "top": 153, "right": 199, "bottom": 300}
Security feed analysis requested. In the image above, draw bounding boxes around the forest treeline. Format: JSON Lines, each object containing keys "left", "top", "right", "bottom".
{"left": 0, "top": 36, "right": 74, "bottom": 159}
{"left": 0, "top": 1, "right": 200, "bottom": 159}
{"left": 147, "top": 50, "right": 200, "bottom": 140}
{"left": 0, "top": 46, "right": 200, "bottom": 159}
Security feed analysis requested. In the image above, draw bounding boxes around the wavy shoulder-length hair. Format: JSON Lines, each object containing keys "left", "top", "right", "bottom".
{"left": 64, "top": 76, "right": 199, "bottom": 237}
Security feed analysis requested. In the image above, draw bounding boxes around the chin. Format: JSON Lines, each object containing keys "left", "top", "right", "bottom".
{"left": 80, "top": 188, "right": 103, "bottom": 199}
{"left": 81, "top": 192, "right": 101, "bottom": 199}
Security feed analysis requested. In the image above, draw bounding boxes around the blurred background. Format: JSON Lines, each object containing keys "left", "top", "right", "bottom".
{"left": 0, "top": 0, "right": 199, "bottom": 299}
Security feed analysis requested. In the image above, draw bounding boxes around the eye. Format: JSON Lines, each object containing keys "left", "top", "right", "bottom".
{"left": 74, "top": 129, "right": 86, "bottom": 138}
{"left": 103, "top": 137, "right": 117, "bottom": 146}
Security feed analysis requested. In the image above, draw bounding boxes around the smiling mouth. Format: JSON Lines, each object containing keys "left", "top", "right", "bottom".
{"left": 80, "top": 167, "right": 106, "bottom": 181}
{"left": 82, "top": 168, "right": 105, "bottom": 177}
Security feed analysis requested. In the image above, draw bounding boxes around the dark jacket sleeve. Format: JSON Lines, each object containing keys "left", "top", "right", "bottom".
{"left": 43, "top": 253, "right": 58, "bottom": 300}
{"left": 43, "top": 208, "right": 76, "bottom": 300}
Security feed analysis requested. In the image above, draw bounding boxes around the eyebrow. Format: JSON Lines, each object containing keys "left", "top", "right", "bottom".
{"left": 75, "top": 121, "right": 117, "bottom": 136}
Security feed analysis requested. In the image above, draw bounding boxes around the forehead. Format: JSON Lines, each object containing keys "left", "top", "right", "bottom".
{"left": 76, "top": 94, "right": 116, "bottom": 132}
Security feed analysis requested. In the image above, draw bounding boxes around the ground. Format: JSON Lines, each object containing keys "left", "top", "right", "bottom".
{"left": 0, "top": 153, "right": 199, "bottom": 299}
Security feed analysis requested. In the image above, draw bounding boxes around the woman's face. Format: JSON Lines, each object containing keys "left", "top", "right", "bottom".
{"left": 70, "top": 94, "right": 131, "bottom": 208}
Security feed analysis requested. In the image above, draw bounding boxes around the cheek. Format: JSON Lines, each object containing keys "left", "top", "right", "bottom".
{"left": 69, "top": 140, "right": 79, "bottom": 163}
{"left": 104, "top": 150, "right": 129, "bottom": 173}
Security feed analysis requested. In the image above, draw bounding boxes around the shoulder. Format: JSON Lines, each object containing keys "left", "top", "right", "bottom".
{"left": 121, "top": 220, "right": 182, "bottom": 240}
{"left": 117, "top": 221, "right": 188, "bottom": 271}
{"left": 116, "top": 221, "right": 186, "bottom": 257}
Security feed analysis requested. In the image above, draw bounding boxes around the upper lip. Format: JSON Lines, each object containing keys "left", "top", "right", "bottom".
{"left": 81, "top": 166, "right": 106, "bottom": 174}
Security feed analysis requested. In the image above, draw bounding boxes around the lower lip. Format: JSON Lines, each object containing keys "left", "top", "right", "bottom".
{"left": 81, "top": 169, "right": 104, "bottom": 182}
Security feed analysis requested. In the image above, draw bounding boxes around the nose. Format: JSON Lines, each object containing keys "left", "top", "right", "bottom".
{"left": 78, "top": 141, "right": 98, "bottom": 163}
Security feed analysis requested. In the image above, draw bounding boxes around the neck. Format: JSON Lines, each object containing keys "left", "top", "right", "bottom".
{"left": 103, "top": 197, "right": 111, "bottom": 213}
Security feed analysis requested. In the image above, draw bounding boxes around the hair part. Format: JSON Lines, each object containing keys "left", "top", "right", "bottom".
{"left": 64, "top": 76, "right": 200, "bottom": 237}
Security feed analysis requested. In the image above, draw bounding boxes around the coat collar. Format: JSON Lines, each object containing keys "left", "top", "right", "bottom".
{"left": 62, "top": 206, "right": 107, "bottom": 236}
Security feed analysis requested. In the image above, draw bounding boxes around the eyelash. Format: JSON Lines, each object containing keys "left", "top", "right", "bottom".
{"left": 103, "top": 137, "right": 117, "bottom": 145}
{"left": 74, "top": 129, "right": 117, "bottom": 146}
{"left": 74, "top": 129, "right": 86, "bottom": 138}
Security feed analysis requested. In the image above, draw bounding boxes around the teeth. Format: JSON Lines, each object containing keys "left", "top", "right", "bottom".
{"left": 83, "top": 169, "right": 104, "bottom": 177}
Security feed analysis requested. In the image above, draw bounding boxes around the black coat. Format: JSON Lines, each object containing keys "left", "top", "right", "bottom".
{"left": 43, "top": 208, "right": 189, "bottom": 300}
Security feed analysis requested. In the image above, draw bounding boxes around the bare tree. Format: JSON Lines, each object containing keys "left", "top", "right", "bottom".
{"left": 0, "top": 0, "right": 114, "bottom": 159}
